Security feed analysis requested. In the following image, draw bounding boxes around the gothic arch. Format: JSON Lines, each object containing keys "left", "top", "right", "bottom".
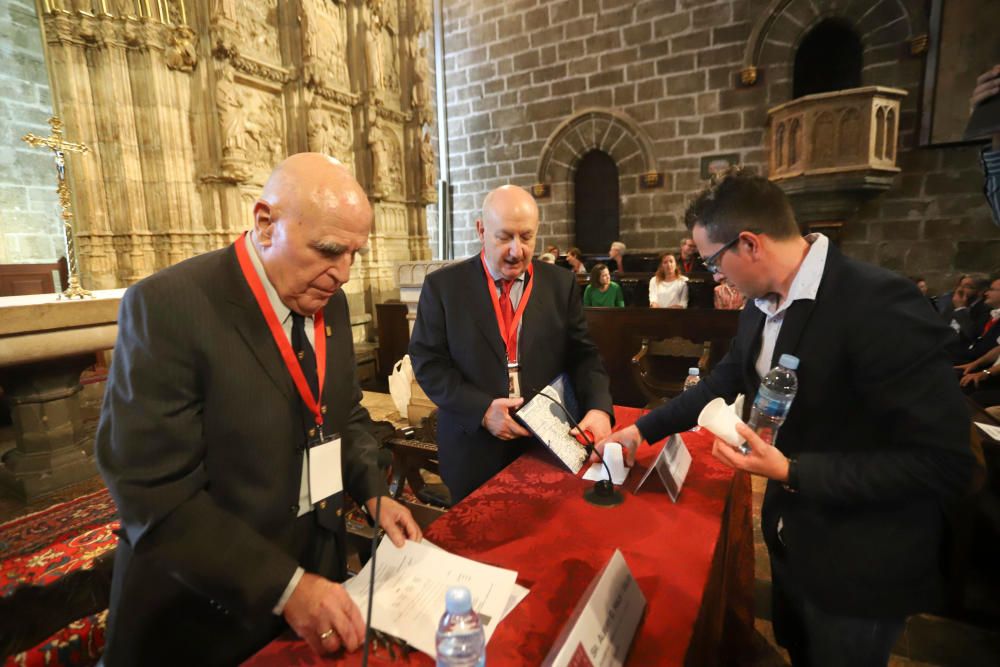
{"left": 742, "top": 0, "right": 917, "bottom": 94}
{"left": 536, "top": 108, "right": 655, "bottom": 184}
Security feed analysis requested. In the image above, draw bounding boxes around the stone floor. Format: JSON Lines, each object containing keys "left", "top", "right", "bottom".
{"left": 2, "top": 390, "right": 998, "bottom": 665}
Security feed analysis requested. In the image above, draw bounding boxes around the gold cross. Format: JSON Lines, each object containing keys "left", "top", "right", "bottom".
{"left": 21, "top": 116, "right": 92, "bottom": 299}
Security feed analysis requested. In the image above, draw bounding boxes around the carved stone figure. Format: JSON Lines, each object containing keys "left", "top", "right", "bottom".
{"left": 330, "top": 114, "right": 353, "bottom": 167}
{"left": 369, "top": 120, "right": 390, "bottom": 195}
{"left": 420, "top": 130, "right": 436, "bottom": 199}
{"left": 414, "top": 0, "right": 432, "bottom": 34}
{"left": 411, "top": 39, "right": 430, "bottom": 115}
{"left": 365, "top": 11, "right": 384, "bottom": 91}
{"left": 216, "top": 68, "right": 248, "bottom": 158}
{"left": 303, "top": 0, "right": 349, "bottom": 88}
{"left": 166, "top": 27, "right": 198, "bottom": 72}
{"left": 381, "top": 28, "right": 400, "bottom": 92}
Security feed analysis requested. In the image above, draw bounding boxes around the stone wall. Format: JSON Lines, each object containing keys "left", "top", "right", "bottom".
{"left": 441, "top": 0, "right": 999, "bottom": 291}
{"left": 0, "top": 0, "right": 61, "bottom": 264}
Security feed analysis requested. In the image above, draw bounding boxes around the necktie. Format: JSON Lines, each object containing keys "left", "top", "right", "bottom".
{"left": 984, "top": 317, "right": 999, "bottom": 337}
{"left": 291, "top": 313, "right": 319, "bottom": 399}
{"left": 499, "top": 279, "right": 516, "bottom": 360}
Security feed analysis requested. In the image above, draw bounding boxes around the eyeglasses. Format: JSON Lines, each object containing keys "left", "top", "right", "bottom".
{"left": 703, "top": 235, "right": 742, "bottom": 274}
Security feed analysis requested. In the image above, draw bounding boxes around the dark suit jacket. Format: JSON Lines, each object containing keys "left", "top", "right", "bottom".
{"left": 95, "top": 244, "right": 387, "bottom": 666}
{"left": 635, "top": 244, "right": 976, "bottom": 618}
{"left": 408, "top": 256, "right": 613, "bottom": 502}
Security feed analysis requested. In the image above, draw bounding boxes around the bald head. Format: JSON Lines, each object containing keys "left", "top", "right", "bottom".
{"left": 260, "top": 153, "right": 372, "bottom": 228}
{"left": 253, "top": 153, "right": 373, "bottom": 315}
{"left": 477, "top": 185, "right": 539, "bottom": 280}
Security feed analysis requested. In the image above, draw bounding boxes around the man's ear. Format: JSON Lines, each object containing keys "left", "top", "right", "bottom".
{"left": 741, "top": 231, "right": 762, "bottom": 259}
{"left": 475, "top": 218, "right": 485, "bottom": 242}
{"left": 253, "top": 200, "right": 274, "bottom": 246}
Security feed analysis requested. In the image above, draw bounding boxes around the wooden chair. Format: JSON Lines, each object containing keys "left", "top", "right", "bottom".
{"left": 631, "top": 336, "right": 712, "bottom": 408}
{"left": 584, "top": 307, "right": 739, "bottom": 408}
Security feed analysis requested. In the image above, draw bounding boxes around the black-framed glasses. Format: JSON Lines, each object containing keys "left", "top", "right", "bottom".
{"left": 703, "top": 236, "right": 741, "bottom": 274}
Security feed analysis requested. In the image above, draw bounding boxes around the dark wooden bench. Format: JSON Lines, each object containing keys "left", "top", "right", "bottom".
{"left": 584, "top": 307, "right": 740, "bottom": 408}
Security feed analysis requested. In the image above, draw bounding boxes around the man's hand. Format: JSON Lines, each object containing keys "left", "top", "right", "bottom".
{"left": 710, "top": 423, "right": 790, "bottom": 481}
{"left": 365, "top": 496, "right": 422, "bottom": 547}
{"left": 960, "top": 371, "right": 989, "bottom": 388}
{"left": 575, "top": 409, "right": 612, "bottom": 444}
{"left": 591, "top": 423, "right": 642, "bottom": 467}
{"left": 283, "top": 573, "right": 365, "bottom": 656}
{"left": 971, "top": 64, "right": 1000, "bottom": 109}
{"left": 955, "top": 361, "right": 976, "bottom": 375}
{"left": 482, "top": 397, "right": 530, "bottom": 440}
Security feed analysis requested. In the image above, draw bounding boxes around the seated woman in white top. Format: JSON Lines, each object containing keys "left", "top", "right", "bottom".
{"left": 649, "top": 252, "right": 688, "bottom": 308}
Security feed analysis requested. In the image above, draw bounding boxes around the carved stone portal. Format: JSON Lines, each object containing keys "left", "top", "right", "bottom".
{"left": 34, "top": 0, "right": 434, "bottom": 332}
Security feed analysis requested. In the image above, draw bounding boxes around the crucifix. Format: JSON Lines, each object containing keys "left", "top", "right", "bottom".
{"left": 22, "top": 116, "right": 92, "bottom": 299}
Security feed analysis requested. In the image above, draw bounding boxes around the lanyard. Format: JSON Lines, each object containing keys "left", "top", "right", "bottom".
{"left": 480, "top": 251, "right": 534, "bottom": 364}
{"left": 234, "top": 232, "right": 327, "bottom": 427}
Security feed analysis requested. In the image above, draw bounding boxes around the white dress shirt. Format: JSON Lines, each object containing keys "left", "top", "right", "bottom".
{"left": 752, "top": 234, "right": 829, "bottom": 379}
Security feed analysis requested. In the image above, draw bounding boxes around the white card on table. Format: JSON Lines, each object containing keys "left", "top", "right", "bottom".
{"left": 308, "top": 435, "right": 343, "bottom": 505}
{"left": 634, "top": 434, "right": 691, "bottom": 502}
{"left": 582, "top": 442, "right": 629, "bottom": 485}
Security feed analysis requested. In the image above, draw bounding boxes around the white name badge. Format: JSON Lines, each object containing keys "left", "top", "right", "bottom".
{"left": 308, "top": 434, "right": 343, "bottom": 505}
{"left": 634, "top": 434, "right": 691, "bottom": 502}
{"left": 508, "top": 363, "right": 521, "bottom": 399}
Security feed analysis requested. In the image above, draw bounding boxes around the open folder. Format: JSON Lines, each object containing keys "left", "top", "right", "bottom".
{"left": 514, "top": 373, "right": 590, "bottom": 474}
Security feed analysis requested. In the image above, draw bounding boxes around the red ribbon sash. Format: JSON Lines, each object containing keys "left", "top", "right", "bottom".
{"left": 235, "top": 232, "right": 327, "bottom": 426}
{"left": 480, "top": 251, "right": 534, "bottom": 364}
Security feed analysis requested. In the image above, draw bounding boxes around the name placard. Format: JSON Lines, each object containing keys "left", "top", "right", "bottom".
{"left": 634, "top": 434, "right": 691, "bottom": 502}
{"left": 542, "top": 550, "right": 646, "bottom": 667}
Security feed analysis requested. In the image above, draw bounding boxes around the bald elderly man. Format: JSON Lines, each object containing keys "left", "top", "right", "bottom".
{"left": 409, "top": 185, "right": 614, "bottom": 502}
{"left": 96, "top": 154, "right": 420, "bottom": 665}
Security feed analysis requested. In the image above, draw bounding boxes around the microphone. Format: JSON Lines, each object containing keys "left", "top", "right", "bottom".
{"left": 361, "top": 494, "right": 381, "bottom": 667}
{"left": 525, "top": 388, "right": 624, "bottom": 507}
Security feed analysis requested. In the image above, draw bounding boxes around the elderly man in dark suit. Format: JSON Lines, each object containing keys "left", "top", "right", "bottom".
{"left": 598, "top": 172, "right": 977, "bottom": 667}
{"left": 96, "top": 154, "right": 420, "bottom": 666}
{"left": 409, "top": 185, "right": 614, "bottom": 503}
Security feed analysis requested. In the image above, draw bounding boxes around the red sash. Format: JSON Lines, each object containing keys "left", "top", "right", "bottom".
{"left": 234, "top": 233, "right": 327, "bottom": 426}
{"left": 480, "top": 251, "right": 534, "bottom": 363}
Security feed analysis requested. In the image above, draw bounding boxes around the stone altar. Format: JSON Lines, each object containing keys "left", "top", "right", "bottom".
{"left": 0, "top": 289, "right": 123, "bottom": 500}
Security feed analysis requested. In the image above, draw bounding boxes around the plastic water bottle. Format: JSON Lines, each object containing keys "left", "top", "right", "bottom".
{"left": 683, "top": 367, "right": 701, "bottom": 391}
{"left": 746, "top": 354, "right": 799, "bottom": 453}
{"left": 436, "top": 586, "right": 485, "bottom": 667}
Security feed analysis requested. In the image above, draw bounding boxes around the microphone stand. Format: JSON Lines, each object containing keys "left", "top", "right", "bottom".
{"left": 361, "top": 494, "right": 381, "bottom": 667}
{"left": 529, "top": 389, "right": 624, "bottom": 507}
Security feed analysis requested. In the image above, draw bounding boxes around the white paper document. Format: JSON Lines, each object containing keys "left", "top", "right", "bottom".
{"left": 343, "top": 539, "right": 519, "bottom": 657}
{"left": 975, "top": 421, "right": 1000, "bottom": 441}
{"left": 582, "top": 442, "right": 629, "bottom": 485}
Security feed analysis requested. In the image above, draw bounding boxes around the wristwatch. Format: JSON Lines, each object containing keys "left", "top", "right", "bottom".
{"left": 783, "top": 457, "right": 799, "bottom": 493}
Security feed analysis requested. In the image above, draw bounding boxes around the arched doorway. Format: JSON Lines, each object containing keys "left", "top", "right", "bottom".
{"left": 793, "top": 19, "right": 862, "bottom": 98}
{"left": 573, "top": 150, "right": 619, "bottom": 254}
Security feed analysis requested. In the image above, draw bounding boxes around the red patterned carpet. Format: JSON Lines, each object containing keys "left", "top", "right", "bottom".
{"left": 1, "top": 488, "right": 118, "bottom": 666}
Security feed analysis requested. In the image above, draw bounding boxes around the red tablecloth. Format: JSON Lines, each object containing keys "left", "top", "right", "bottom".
{"left": 246, "top": 406, "right": 753, "bottom": 666}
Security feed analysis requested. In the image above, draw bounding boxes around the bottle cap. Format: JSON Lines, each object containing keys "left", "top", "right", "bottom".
{"left": 445, "top": 586, "right": 473, "bottom": 614}
{"left": 778, "top": 354, "right": 800, "bottom": 370}
{"left": 688, "top": 367, "right": 700, "bottom": 376}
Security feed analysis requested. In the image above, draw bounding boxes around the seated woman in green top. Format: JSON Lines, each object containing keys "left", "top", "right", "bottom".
{"left": 583, "top": 263, "right": 625, "bottom": 307}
